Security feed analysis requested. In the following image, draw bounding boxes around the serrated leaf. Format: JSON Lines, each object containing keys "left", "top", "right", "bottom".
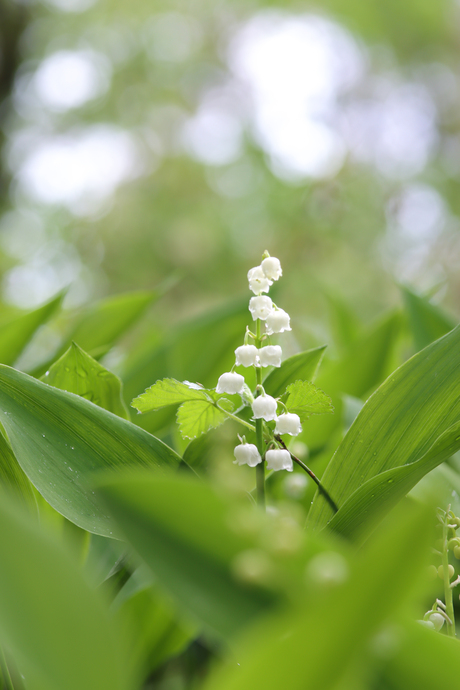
{"left": 176, "top": 400, "right": 227, "bottom": 440}
{"left": 285, "top": 380, "right": 334, "bottom": 424}
{"left": 42, "top": 342, "right": 130, "bottom": 419}
{"left": 132, "top": 378, "right": 209, "bottom": 413}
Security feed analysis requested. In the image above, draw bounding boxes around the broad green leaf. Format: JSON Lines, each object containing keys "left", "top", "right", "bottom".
{"left": 30, "top": 290, "right": 156, "bottom": 377}
{"left": 41, "top": 342, "right": 130, "bottom": 419}
{"left": 285, "top": 380, "right": 334, "bottom": 424}
{"left": 325, "top": 292, "right": 361, "bottom": 351}
{"left": 0, "top": 292, "right": 62, "bottom": 367}
{"left": 0, "top": 493, "right": 130, "bottom": 690}
{"left": 0, "top": 425, "right": 37, "bottom": 512}
{"left": 203, "top": 500, "right": 433, "bottom": 690}
{"left": 308, "top": 325, "right": 460, "bottom": 531}
{"left": 176, "top": 399, "right": 227, "bottom": 439}
{"left": 132, "top": 378, "right": 209, "bottom": 412}
{"left": 112, "top": 569, "right": 195, "bottom": 682}
{"left": 303, "top": 310, "right": 402, "bottom": 450}
{"left": 380, "top": 619, "right": 460, "bottom": 690}
{"left": 263, "top": 346, "right": 326, "bottom": 397}
{"left": 328, "top": 421, "right": 460, "bottom": 540}
{"left": 402, "top": 286, "right": 455, "bottom": 351}
{"left": 68, "top": 290, "right": 156, "bottom": 355}
{"left": 96, "top": 472, "right": 279, "bottom": 639}
{"left": 0, "top": 365, "right": 181, "bottom": 536}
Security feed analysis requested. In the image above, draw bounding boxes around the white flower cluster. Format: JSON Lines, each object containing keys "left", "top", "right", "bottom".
{"left": 215, "top": 253, "right": 302, "bottom": 473}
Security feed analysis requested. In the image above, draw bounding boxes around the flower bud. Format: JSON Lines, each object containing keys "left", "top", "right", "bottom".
{"left": 454, "top": 545, "right": 460, "bottom": 560}
{"left": 428, "top": 612, "right": 445, "bottom": 631}
{"left": 265, "top": 448, "right": 293, "bottom": 472}
{"left": 233, "top": 443, "right": 262, "bottom": 467}
{"left": 258, "top": 345, "right": 282, "bottom": 368}
{"left": 235, "top": 344, "right": 259, "bottom": 367}
{"left": 261, "top": 256, "right": 282, "bottom": 281}
{"left": 216, "top": 372, "right": 245, "bottom": 395}
{"left": 265, "top": 308, "right": 291, "bottom": 335}
{"left": 275, "top": 413, "right": 302, "bottom": 436}
{"left": 417, "top": 620, "right": 435, "bottom": 629}
{"left": 437, "top": 564, "right": 455, "bottom": 580}
{"left": 249, "top": 296, "right": 274, "bottom": 321}
{"left": 252, "top": 394, "right": 278, "bottom": 421}
{"left": 248, "top": 266, "right": 272, "bottom": 295}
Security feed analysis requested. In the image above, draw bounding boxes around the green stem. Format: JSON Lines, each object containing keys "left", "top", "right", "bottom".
{"left": 255, "top": 319, "right": 265, "bottom": 509}
{"left": 275, "top": 436, "right": 338, "bottom": 514}
{"left": 442, "top": 507, "right": 456, "bottom": 637}
{"left": 216, "top": 405, "right": 255, "bottom": 432}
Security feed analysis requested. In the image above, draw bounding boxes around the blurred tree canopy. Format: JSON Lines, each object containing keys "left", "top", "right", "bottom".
{"left": 0, "top": 0, "right": 460, "bottom": 340}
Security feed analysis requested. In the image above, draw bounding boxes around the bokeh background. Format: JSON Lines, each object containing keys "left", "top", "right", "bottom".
{"left": 1, "top": 0, "right": 460, "bottom": 358}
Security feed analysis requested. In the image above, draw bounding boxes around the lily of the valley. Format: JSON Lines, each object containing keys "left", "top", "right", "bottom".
{"left": 261, "top": 256, "right": 282, "bottom": 281}
{"left": 265, "top": 307, "right": 291, "bottom": 335}
{"left": 233, "top": 442, "right": 262, "bottom": 467}
{"left": 258, "top": 345, "right": 282, "bottom": 368}
{"left": 235, "top": 344, "right": 259, "bottom": 367}
{"left": 252, "top": 394, "right": 278, "bottom": 421}
{"left": 275, "top": 413, "right": 302, "bottom": 436}
{"left": 216, "top": 372, "right": 245, "bottom": 395}
{"left": 265, "top": 448, "right": 293, "bottom": 472}
{"left": 248, "top": 266, "right": 272, "bottom": 294}
{"left": 249, "top": 295, "right": 273, "bottom": 320}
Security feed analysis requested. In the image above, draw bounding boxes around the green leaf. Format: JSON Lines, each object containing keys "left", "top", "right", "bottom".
{"left": 122, "top": 299, "right": 250, "bottom": 433}
{"left": 176, "top": 399, "right": 227, "bottom": 440}
{"left": 41, "top": 342, "right": 130, "bottom": 419}
{"left": 202, "top": 500, "right": 433, "bottom": 690}
{"left": 0, "top": 493, "right": 130, "bottom": 690}
{"left": 112, "top": 568, "right": 195, "bottom": 682}
{"left": 285, "top": 380, "right": 334, "bottom": 424}
{"left": 0, "top": 292, "right": 62, "bottom": 366}
{"left": 263, "top": 346, "right": 326, "bottom": 397}
{"left": 0, "top": 425, "right": 37, "bottom": 512}
{"left": 304, "top": 310, "right": 402, "bottom": 451}
{"left": 0, "top": 365, "right": 181, "bottom": 536}
{"left": 30, "top": 290, "right": 156, "bottom": 377}
{"left": 96, "top": 472, "right": 278, "bottom": 639}
{"left": 307, "top": 325, "right": 460, "bottom": 532}
{"left": 132, "top": 378, "right": 209, "bottom": 413}
{"left": 328, "top": 421, "right": 460, "bottom": 540}
{"left": 401, "top": 286, "right": 455, "bottom": 351}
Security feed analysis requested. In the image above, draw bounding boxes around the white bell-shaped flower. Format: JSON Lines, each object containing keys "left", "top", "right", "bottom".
{"left": 275, "top": 413, "right": 302, "bottom": 436}
{"left": 265, "top": 448, "right": 293, "bottom": 472}
{"left": 216, "top": 372, "right": 245, "bottom": 394}
{"left": 248, "top": 266, "right": 272, "bottom": 295}
{"left": 428, "top": 613, "right": 445, "bottom": 632}
{"left": 235, "top": 344, "right": 259, "bottom": 367}
{"left": 233, "top": 442, "right": 262, "bottom": 467}
{"left": 261, "top": 256, "right": 282, "bottom": 281}
{"left": 252, "top": 394, "right": 278, "bottom": 421}
{"left": 265, "top": 308, "right": 291, "bottom": 335}
{"left": 249, "top": 296, "right": 273, "bottom": 321}
{"left": 258, "top": 345, "right": 282, "bottom": 368}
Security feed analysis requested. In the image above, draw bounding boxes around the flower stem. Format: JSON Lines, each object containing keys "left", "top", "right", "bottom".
{"left": 216, "top": 405, "right": 255, "bottom": 432}
{"left": 255, "top": 318, "right": 265, "bottom": 509}
{"left": 276, "top": 436, "right": 338, "bottom": 514}
{"left": 442, "top": 506, "right": 456, "bottom": 637}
